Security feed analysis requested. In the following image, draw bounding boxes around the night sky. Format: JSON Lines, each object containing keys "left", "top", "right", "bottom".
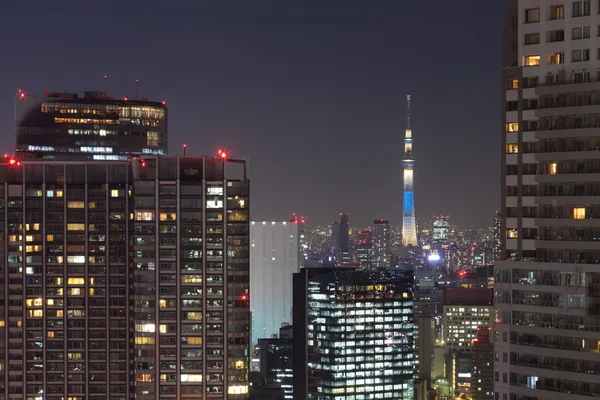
{"left": 0, "top": 0, "right": 506, "bottom": 228}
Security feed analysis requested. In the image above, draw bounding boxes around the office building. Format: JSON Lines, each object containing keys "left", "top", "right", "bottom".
{"left": 443, "top": 288, "right": 493, "bottom": 350}
{"left": 250, "top": 221, "right": 302, "bottom": 344}
{"left": 293, "top": 267, "right": 415, "bottom": 400}
{"left": 0, "top": 155, "right": 250, "bottom": 399}
{"left": 15, "top": 89, "right": 167, "bottom": 161}
{"left": 497, "top": 1, "right": 600, "bottom": 398}
{"left": 402, "top": 95, "right": 417, "bottom": 247}
{"left": 372, "top": 219, "right": 391, "bottom": 268}
{"left": 471, "top": 327, "right": 493, "bottom": 400}
{"left": 354, "top": 229, "right": 373, "bottom": 267}
{"left": 432, "top": 215, "right": 449, "bottom": 244}
{"left": 257, "top": 325, "right": 293, "bottom": 399}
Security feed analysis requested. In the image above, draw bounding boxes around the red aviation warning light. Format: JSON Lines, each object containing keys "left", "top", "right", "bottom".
{"left": 140, "top": 159, "right": 147, "bottom": 167}
{"left": 241, "top": 295, "right": 248, "bottom": 301}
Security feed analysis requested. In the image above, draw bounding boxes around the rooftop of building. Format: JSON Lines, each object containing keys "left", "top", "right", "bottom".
{"left": 17, "top": 89, "right": 167, "bottom": 108}
{"left": 443, "top": 287, "right": 493, "bottom": 306}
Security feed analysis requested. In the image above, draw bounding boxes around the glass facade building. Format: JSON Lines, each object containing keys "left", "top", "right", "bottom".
{"left": 0, "top": 155, "right": 250, "bottom": 400}
{"left": 293, "top": 267, "right": 415, "bottom": 400}
{"left": 15, "top": 91, "right": 167, "bottom": 161}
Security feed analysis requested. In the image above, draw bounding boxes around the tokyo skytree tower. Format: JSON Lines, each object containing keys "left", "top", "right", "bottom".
{"left": 401, "top": 95, "right": 417, "bottom": 247}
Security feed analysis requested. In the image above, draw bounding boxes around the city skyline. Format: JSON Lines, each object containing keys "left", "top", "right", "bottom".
{"left": 0, "top": 1, "right": 505, "bottom": 228}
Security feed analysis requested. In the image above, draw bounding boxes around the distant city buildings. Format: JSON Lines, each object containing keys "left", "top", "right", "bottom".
{"left": 15, "top": 89, "right": 167, "bottom": 160}
{"left": 293, "top": 267, "right": 415, "bottom": 399}
{"left": 250, "top": 220, "right": 303, "bottom": 344}
{"left": 372, "top": 219, "right": 391, "bottom": 268}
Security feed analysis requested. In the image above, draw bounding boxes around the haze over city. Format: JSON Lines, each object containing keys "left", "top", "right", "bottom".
{"left": 0, "top": 0, "right": 505, "bottom": 228}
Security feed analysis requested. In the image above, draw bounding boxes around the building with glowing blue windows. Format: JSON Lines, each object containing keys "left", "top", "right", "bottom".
{"left": 293, "top": 266, "right": 415, "bottom": 399}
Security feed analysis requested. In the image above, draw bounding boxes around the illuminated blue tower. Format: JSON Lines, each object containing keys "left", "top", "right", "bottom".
{"left": 402, "top": 95, "right": 418, "bottom": 247}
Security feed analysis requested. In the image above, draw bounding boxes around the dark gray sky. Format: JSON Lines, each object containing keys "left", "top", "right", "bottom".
{"left": 0, "top": 0, "right": 505, "bottom": 228}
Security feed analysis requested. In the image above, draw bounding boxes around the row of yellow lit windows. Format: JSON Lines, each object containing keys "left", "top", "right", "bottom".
{"left": 137, "top": 374, "right": 204, "bottom": 383}
{"left": 506, "top": 123, "right": 519, "bottom": 133}
{"left": 506, "top": 144, "right": 518, "bottom": 154}
{"left": 46, "top": 277, "right": 86, "bottom": 285}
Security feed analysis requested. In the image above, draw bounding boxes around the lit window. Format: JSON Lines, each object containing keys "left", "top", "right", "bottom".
{"left": 523, "top": 55, "right": 540, "bottom": 66}
{"left": 159, "top": 324, "right": 167, "bottom": 334}
{"left": 67, "top": 201, "right": 85, "bottom": 209}
{"left": 549, "top": 163, "right": 557, "bottom": 175}
{"left": 573, "top": 208, "right": 586, "bottom": 219}
{"left": 135, "top": 211, "right": 154, "bottom": 221}
{"left": 181, "top": 374, "right": 203, "bottom": 383}
{"left": 508, "top": 79, "right": 519, "bottom": 89}
{"left": 67, "top": 223, "right": 85, "bottom": 231}
{"left": 135, "top": 323, "right": 156, "bottom": 333}
{"left": 136, "top": 374, "right": 154, "bottom": 382}
{"left": 507, "top": 229, "right": 518, "bottom": 239}
{"left": 110, "top": 189, "right": 120, "bottom": 198}
{"left": 67, "top": 277, "right": 84, "bottom": 285}
{"left": 135, "top": 336, "right": 156, "bottom": 345}
{"left": 547, "top": 52, "right": 564, "bottom": 65}
{"left": 159, "top": 212, "right": 176, "bottom": 221}
{"left": 506, "top": 123, "right": 519, "bottom": 133}
{"left": 67, "top": 256, "right": 85, "bottom": 264}
{"left": 506, "top": 144, "right": 518, "bottom": 154}
{"left": 235, "top": 360, "right": 245, "bottom": 369}
{"left": 46, "top": 234, "right": 54, "bottom": 242}
{"left": 228, "top": 385, "right": 249, "bottom": 395}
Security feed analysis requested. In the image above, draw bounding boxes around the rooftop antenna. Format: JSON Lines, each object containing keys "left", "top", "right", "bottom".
{"left": 406, "top": 94, "right": 411, "bottom": 130}
{"left": 136, "top": 79, "right": 139, "bottom": 100}
{"left": 104, "top": 75, "right": 108, "bottom": 96}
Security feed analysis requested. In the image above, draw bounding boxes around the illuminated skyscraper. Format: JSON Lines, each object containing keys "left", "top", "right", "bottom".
{"left": 402, "top": 95, "right": 417, "bottom": 247}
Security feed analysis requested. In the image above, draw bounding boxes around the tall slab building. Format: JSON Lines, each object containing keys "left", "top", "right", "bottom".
{"left": 0, "top": 155, "right": 250, "bottom": 399}
{"left": 496, "top": 2, "right": 600, "bottom": 399}
{"left": 249, "top": 220, "right": 302, "bottom": 344}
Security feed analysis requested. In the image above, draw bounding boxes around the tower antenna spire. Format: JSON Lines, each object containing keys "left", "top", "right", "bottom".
{"left": 406, "top": 94, "right": 411, "bottom": 130}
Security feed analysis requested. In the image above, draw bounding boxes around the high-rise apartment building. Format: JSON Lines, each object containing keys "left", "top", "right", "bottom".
{"left": 497, "top": 2, "right": 600, "bottom": 398}
{"left": 15, "top": 90, "right": 168, "bottom": 160}
{"left": 0, "top": 155, "right": 250, "bottom": 399}
{"left": 372, "top": 219, "right": 391, "bottom": 268}
{"left": 249, "top": 221, "right": 302, "bottom": 344}
{"left": 293, "top": 266, "right": 415, "bottom": 400}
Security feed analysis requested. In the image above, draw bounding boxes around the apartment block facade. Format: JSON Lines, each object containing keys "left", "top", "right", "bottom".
{"left": 497, "top": 1, "right": 600, "bottom": 399}
{"left": 0, "top": 155, "right": 250, "bottom": 400}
